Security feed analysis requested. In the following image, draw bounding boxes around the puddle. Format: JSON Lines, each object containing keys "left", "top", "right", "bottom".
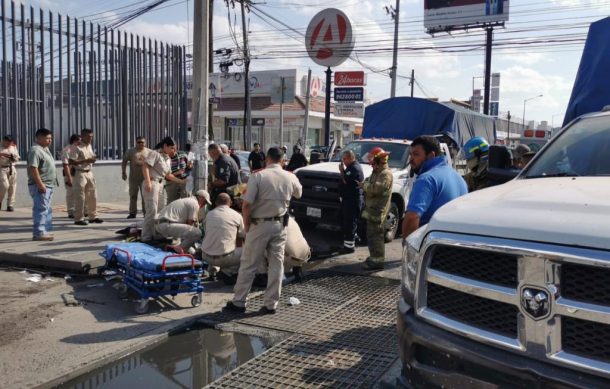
{"left": 56, "top": 325, "right": 278, "bottom": 388}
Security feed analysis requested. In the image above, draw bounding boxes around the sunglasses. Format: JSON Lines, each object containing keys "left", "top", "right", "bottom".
{"left": 137, "top": 141, "right": 145, "bottom": 144}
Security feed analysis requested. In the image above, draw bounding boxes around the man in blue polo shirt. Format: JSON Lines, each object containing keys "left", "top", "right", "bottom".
{"left": 402, "top": 136, "right": 468, "bottom": 241}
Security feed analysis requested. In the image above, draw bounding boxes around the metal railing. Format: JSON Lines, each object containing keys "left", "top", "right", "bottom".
{"left": 0, "top": 0, "right": 187, "bottom": 159}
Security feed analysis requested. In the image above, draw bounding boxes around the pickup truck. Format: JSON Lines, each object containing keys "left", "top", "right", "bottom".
{"left": 398, "top": 108, "right": 610, "bottom": 387}
{"left": 290, "top": 138, "right": 452, "bottom": 242}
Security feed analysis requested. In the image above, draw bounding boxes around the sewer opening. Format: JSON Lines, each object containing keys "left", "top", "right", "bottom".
{"left": 56, "top": 324, "right": 282, "bottom": 389}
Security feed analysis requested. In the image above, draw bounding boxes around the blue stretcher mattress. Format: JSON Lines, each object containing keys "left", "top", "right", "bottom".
{"left": 101, "top": 242, "right": 202, "bottom": 272}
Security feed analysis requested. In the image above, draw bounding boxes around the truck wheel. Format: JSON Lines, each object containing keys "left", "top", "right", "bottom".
{"left": 384, "top": 202, "right": 400, "bottom": 243}
{"left": 295, "top": 217, "right": 317, "bottom": 229}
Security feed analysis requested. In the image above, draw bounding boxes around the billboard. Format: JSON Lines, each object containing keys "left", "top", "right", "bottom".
{"left": 424, "top": 0, "right": 509, "bottom": 32}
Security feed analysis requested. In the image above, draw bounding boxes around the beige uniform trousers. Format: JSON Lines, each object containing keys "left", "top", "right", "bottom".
{"left": 0, "top": 167, "right": 16, "bottom": 207}
{"left": 74, "top": 171, "right": 98, "bottom": 221}
{"left": 203, "top": 247, "right": 245, "bottom": 275}
{"left": 64, "top": 180, "right": 75, "bottom": 215}
{"left": 154, "top": 222, "right": 202, "bottom": 250}
{"left": 128, "top": 174, "right": 145, "bottom": 215}
{"left": 141, "top": 180, "right": 164, "bottom": 241}
{"left": 232, "top": 220, "right": 287, "bottom": 310}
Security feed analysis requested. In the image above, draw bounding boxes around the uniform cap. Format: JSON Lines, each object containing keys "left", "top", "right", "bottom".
{"left": 513, "top": 143, "right": 531, "bottom": 160}
{"left": 195, "top": 190, "right": 211, "bottom": 205}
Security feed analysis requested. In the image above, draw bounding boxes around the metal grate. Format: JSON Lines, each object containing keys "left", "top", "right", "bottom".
{"left": 426, "top": 283, "right": 519, "bottom": 338}
{"left": 563, "top": 317, "right": 610, "bottom": 364}
{"left": 561, "top": 263, "right": 610, "bottom": 307}
{"left": 429, "top": 245, "right": 519, "bottom": 288}
{"left": 206, "top": 336, "right": 397, "bottom": 388}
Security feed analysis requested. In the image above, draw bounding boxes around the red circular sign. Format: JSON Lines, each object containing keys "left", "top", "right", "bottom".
{"left": 305, "top": 8, "right": 355, "bottom": 68}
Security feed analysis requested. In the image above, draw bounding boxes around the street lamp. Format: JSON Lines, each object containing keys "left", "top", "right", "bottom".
{"left": 522, "top": 94, "right": 543, "bottom": 130}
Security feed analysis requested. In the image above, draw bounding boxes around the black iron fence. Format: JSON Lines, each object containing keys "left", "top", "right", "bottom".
{"left": 0, "top": 0, "right": 187, "bottom": 159}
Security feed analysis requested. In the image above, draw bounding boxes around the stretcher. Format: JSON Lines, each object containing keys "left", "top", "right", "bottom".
{"left": 100, "top": 242, "right": 204, "bottom": 314}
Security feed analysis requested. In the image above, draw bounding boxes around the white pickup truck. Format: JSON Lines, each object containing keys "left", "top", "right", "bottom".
{"left": 398, "top": 108, "right": 610, "bottom": 387}
{"left": 290, "top": 138, "right": 452, "bottom": 242}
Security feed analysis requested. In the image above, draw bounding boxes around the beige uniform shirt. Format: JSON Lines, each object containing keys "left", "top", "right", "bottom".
{"left": 0, "top": 145, "right": 20, "bottom": 168}
{"left": 156, "top": 197, "right": 199, "bottom": 223}
{"left": 201, "top": 205, "right": 245, "bottom": 256}
{"left": 143, "top": 150, "right": 170, "bottom": 180}
{"left": 123, "top": 147, "right": 149, "bottom": 179}
{"left": 243, "top": 164, "right": 302, "bottom": 219}
{"left": 60, "top": 144, "right": 75, "bottom": 166}
{"left": 71, "top": 143, "right": 96, "bottom": 171}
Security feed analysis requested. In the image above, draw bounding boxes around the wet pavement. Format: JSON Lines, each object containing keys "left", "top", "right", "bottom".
{"left": 56, "top": 325, "right": 283, "bottom": 389}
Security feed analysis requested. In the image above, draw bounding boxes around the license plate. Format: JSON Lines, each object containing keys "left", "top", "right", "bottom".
{"left": 306, "top": 207, "right": 322, "bottom": 218}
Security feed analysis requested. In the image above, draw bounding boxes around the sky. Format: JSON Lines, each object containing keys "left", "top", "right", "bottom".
{"left": 20, "top": 0, "right": 610, "bottom": 127}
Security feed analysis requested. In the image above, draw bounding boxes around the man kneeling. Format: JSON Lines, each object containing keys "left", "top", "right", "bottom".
{"left": 201, "top": 193, "right": 245, "bottom": 280}
{"left": 154, "top": 190, "right": 210, "bottom": 253}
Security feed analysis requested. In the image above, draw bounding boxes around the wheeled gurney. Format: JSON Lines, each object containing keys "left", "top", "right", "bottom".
{"left": 100, "top": 242, "right": 204, "bottom": 314}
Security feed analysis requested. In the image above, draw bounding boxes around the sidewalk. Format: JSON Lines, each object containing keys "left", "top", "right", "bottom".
{"left": 0, "top": 202, "right": 136, "bottom": 272}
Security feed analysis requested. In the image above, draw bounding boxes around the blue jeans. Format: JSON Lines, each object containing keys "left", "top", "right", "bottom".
{"left": 29, "top": 184, "right": 54, "bottom": 237}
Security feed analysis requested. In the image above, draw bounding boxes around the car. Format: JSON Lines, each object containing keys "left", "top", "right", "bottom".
{"left": 235, "top": 150, "right": 251, "bottom": 183}
{"left": 398, "top": 108, "right": 610, "bottom": 388}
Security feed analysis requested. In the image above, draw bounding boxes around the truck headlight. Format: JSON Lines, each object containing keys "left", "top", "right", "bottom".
{"left": 401, "top": 226, "right": 427, "bottom": 307}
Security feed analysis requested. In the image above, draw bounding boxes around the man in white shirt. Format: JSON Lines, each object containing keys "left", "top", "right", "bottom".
{"left": 201, "top": 193, "right": 245, "bottom": 279}
{"left": 154, "top": 190, "right": 210, "bottom": 253}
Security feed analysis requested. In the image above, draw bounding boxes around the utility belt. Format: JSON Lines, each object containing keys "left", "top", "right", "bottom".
{"left": 151, "top": 177, "right": 164, "bottom": 184}
{"left": 203, "top": 251, "right": 234, "bottom": 260}
{"left": 155, "top": 218, "right": 178, "bottom": 225}
{"left": 251, "top": 213, "right": 289, "bottom": 227}
{"left": 75, "top": 169, "right": 91, "bottom": 173}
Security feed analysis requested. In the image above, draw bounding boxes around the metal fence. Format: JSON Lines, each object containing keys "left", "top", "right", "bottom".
{"left": 0, "top": 0, "right": 187, "bottom": 160}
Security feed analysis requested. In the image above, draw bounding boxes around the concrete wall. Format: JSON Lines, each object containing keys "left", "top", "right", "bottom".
{"left": 11, "top": 161, "right": 130, "bottom": 208}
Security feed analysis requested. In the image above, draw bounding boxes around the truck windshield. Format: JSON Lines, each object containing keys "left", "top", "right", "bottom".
{"left": 525, "top": 115, "right": 610, "bottom": 178}
{"left": 332, "top": 141, "right": 409, "bottom": 169}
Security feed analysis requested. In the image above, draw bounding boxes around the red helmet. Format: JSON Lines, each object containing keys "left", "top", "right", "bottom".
{"left": 367, "top": 147, "right": 390, "bottom": 164}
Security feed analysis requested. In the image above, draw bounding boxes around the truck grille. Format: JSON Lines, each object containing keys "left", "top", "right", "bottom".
{"left": 296, "top": 171, "right": 341, "bottom": 203}
{"left": 429, "top": 245, "right": 518, "bottom": 288}
{"left": 561, "top": 263, "right": 610, "bottom": 306}
{"left": 416, "top": 234, "right": 610, "bottom": 379}
{"left": 563, "top": 317, "right": 610, "bottom": 364}
{"left": 427, "top": 283, "right": 519, "bottom": 338}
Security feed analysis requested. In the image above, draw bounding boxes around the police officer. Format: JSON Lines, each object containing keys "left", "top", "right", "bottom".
{"left": 61, "top": 134, "right": 81, "bottom": 218}
{"left": 122, "top": 136, "right": 149, "bottom": 218}
{"left": 224, "top": 146, "right": 302, "bottom": 314}
{"left": 462, "top": 136, "right": 490, "bottom": 192}
{"left": 141, "top": 137, "right": 186, "bottom": 242}
{"left": 69, "top": 129, "right": 103, "bottom": 225}
{"left": 361, "top": 147, "right": 393, "bottom": 270}
{"left": 338, "top": 150, "right": 364, "bottom": 253}
{"left": 286, "top": 144, "right": 308, "bottom": 171}
{"left": 0, "top": 135, "right": 20, "bottom": 211}
{"left": 208, "top": 143, "right": 239, "bottom": 205}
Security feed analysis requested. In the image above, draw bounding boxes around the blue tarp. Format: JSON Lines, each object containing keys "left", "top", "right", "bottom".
{"left": 362, "top": 97, "right": 496, "bottom": 147}
{"left": 564, "top": 17, "right": 610, "bottom": 126}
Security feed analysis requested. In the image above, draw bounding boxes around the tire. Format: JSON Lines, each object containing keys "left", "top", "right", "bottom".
{"left": 384, "top": 202, "right": 400, "bottom": 243}
{"left": 295, "top": 217, "right": 317, "bottom": 229}
{"left": 118, "top": 284, "right": 129, "bottom": 299}
{"left": 191, "top": 294, "right": 202, "bottom": 307}
{"left": 135, "top": 299, "right": 149, "bottom": 314}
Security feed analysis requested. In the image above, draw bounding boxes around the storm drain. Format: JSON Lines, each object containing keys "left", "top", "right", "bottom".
{"left": 201, "top": 271, "right": 400, "bottom": 388}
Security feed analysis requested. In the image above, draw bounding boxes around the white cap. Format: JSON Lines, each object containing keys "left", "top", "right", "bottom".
{"left": 195, "top": 189, "right": 211, "bottom": 205}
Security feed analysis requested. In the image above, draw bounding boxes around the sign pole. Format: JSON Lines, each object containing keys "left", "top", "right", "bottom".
{"left": 324, "top": 66, "right": 332, "bottom": 147}
{"left": 302, "top": 68, "right": 311, "bottom": 147}
{"left": 279, "top": 76, "right": 284, "bottom": 147}
{"left": 483, "top": 26, "right": 493, "bottom": 115}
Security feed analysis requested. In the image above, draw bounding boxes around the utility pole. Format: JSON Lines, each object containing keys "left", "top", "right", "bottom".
{"left": 410, "top": 69, "right": 414, "bottom": 97}
{"left": 239, "top": 0, "right": 252, "bottom": 150}
{"left": 279, "top": 77, "right": 285, "bottom": 147}
{"left": 483, "top": 27, "right": 493, "bottom": 115}
{"left": 208, "top": 0, "right": 214, "bottom": 139}
{"left": 507, "top": 110, "right": 511, "bottom": 144}
{"left": 386, "top": 0, "right": 400, "bottom": 98}
{"left": 192, "top": 0, "right": 210, "bottom": 191}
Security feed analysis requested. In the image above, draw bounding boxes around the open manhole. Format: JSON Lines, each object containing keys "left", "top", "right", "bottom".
{"left": 55, "top": 324, "right": 283, "bottom": 389}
